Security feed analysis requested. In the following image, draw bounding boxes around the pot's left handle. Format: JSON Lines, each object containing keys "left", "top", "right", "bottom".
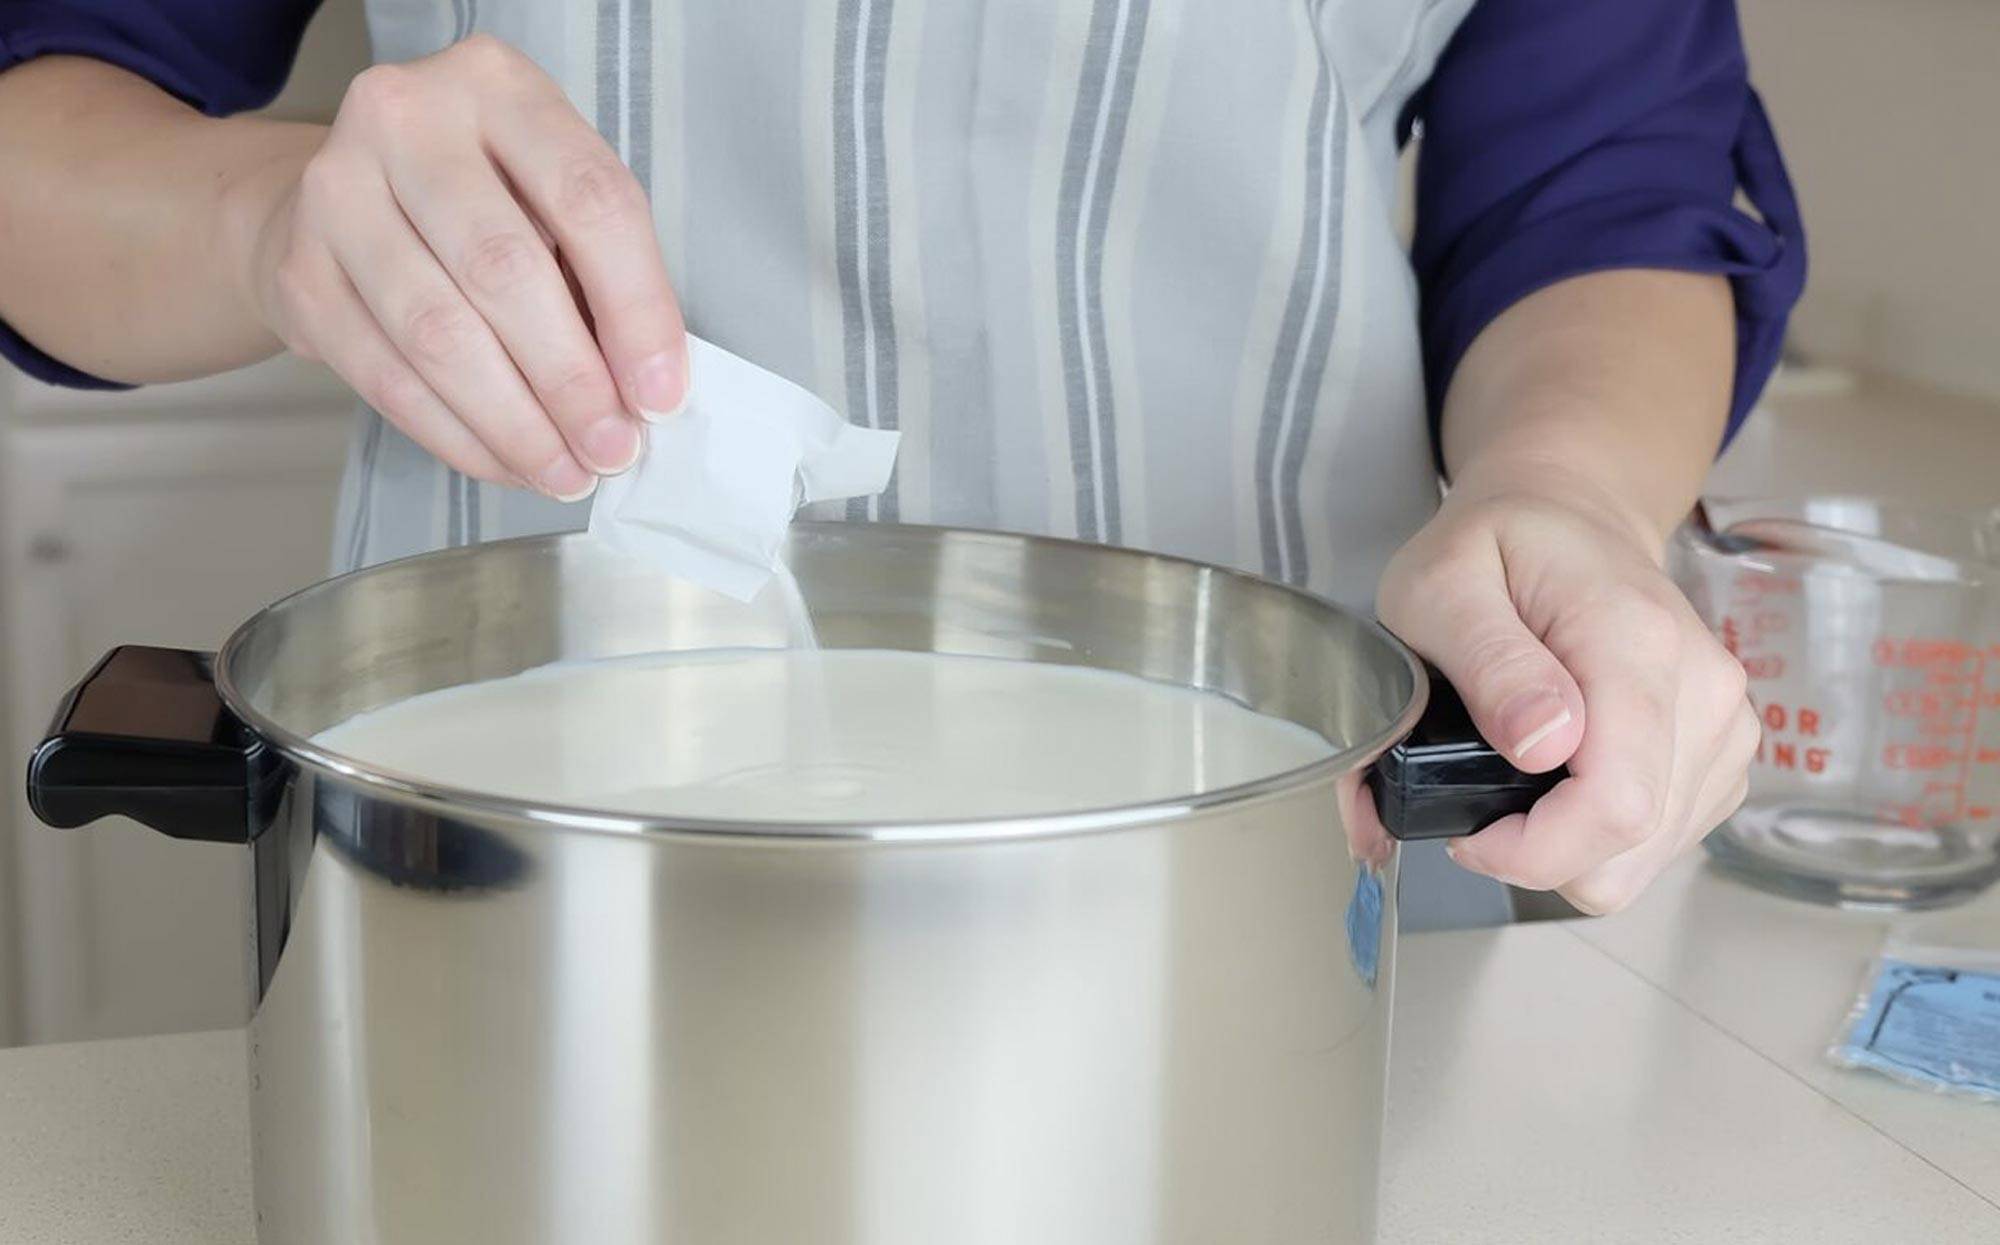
{"left": 25, "top": 646, "right": 276, "bottom": 844}
{"left": 1370, "top": 665, "right": 1569, "bottom": 841}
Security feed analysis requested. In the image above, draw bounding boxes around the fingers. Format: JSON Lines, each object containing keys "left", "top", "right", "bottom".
{"left": 1381, "top": 495, "right": 1759, "bottom": 915}
{"left": 486, "top": 91, "right": 689, "bottom": 419}
{"left": 317, "top": 166, "right": 597, "bottom": 500}
{"left": 382, "top": 145, "right": 642, "bottom": 475}
{"left": 292, "top": 258, "right": 520, "bottom": 488}
{"left": 1380, "top": 539, "right": 1585, "bottom": 771}
{"left": 1448, "top": 589, "right": 1687, "bottom": 890}
{"left": 1336, "top": 770, "right": 1395, "bottom": 869}
{"left": 1557, "top": 696, "right": 1758, "bottom": 915}
{"left": 1556, "top": 774, "right": 1748, "bottom": 917}
{"left": 264, "top": 37, "right": 682, "bottom": 501}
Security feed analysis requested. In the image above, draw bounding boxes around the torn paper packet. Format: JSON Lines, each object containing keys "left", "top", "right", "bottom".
{"left": 589, "top": 335, "right": 900, "bottom": 601}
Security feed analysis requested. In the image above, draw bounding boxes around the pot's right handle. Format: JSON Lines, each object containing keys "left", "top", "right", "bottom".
{"left": 25, "top": 646, "right": 275, "bottom": 844}
{"left": 1369, "top": 665, "right": 1569, "bottom": 841}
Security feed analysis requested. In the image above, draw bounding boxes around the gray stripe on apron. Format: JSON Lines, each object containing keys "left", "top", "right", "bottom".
{"left": 592, "top": 0, "right": 648, "bottom": 547}
{"left": 1056, "top": 0, "right": 1148, "bottom": 544}
{"left": 628, "top": 0, "right": 651, "bottom": 192}
{"left": 345, "top": 414, "right": 384, "bottom": 571}
{"left": 909, "top": 0, "right": 1000, "bottom": 525}
{"left": 430, "top": 0, "right": 486, "bottom": 554}
{"left": 453, "top": 472, "right": 478, "bottom": 546}
{"left": 447, "top": 470, "right": 464, "bottom": 547}
{"left": 835, "top": 0, "right": 902, "bottom": 523}
{"left": 1256, "top": 6, "right": 1345, "bottom": 585}
{"left": 836, "top": 0, "right": 908, "bottom": 524}
{"left": 595, "top": 0, "right": 622, "bottom": 149}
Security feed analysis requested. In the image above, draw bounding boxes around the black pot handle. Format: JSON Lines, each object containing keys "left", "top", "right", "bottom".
{"left": 1370, "top": 665, "right": 1569, "bottom": 841}
{"left": 25, "top": 646, "right": 279, "bottom": 844}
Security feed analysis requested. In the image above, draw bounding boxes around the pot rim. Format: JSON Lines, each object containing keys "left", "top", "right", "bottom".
{"left": 213, "top": 528, "right": 1431, "bottom": 845}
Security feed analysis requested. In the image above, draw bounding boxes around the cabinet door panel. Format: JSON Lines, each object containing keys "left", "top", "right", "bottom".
{"left": 4, "top": 414, "right": 350, "bottom": 1045}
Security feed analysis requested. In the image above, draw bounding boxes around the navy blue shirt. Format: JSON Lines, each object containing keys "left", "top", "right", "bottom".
{"left": 0, "top": 0, "right": 1804, "bottom": 447}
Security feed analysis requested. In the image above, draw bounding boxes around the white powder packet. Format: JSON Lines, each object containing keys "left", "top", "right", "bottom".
{"left": 589, "top": 335, "right": 900, "bottom": 601}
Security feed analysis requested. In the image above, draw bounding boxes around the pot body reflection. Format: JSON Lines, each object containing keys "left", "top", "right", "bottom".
{"left": 213, "top": 528, "right": 1419, "bottom": 1244}
{"left": 247, "top": 775, "right": 1395, "bottom": 1244}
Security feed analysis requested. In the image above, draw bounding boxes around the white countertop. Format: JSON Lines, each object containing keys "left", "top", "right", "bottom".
{"left": 2, "top": 854, "right": 1994, "bottom": 1244}
{"left": 1382, "top": 857, "right": 2000, "bottom": 1243}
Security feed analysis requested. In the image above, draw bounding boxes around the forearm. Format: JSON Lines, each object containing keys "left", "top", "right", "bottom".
{"left": 0, "top": 56, "right": 322, "bottom": 383}
{"left": 1439, "top": 269, "right": 1735, "bottom": 554}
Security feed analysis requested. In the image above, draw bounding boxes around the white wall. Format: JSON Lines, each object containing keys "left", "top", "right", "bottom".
{"left": 1741, "top": 0, "right": 2000, "bottom": 403}
{"left": 1392, "top": 2, "right": 2000, "bottom": 409}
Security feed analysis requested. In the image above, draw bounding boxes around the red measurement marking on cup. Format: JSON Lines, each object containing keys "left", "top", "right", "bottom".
{"left": 1919, "top": 719, "right": 1971, "bottom": 739}
{"left": 1756, "top": 741, "right": 1831, "bottom": 773}
{"left": 1884, "top": 689, "right": 1956, "bottom": 717}
{"left": 1875, "top": 637, "right": 1984, "bottom": 668}
{"left": 1751, "top": 700, "right": 1831, "bottom": 773}
{"left": 1741, "top": 654, "right": 1785, "bottom": 680}
{"left": 1731, "top": 572, "right": 1801, "bottom": 597}
{"left": 1717, "top": 613, "right": 1788, "bottom": 679}
{"left": 1883, "top": 744, "right": 1965, "bottom": 770}
{"left": 1723, "top": 609, "right": 1997, "bottom": 819}
{"left": 1869, "top": 635, "right": 1996, "bottom": 823}
{"left": 1758, "top": 703, "right": 1823, "bottom": 735}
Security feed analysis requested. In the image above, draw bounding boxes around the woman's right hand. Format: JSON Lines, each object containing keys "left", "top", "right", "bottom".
{"left": 242, "top": 34, "right": 685, "bottom": 501}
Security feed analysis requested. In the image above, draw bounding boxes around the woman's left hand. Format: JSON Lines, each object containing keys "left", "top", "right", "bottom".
{"left": 1377, "top": 462, "right": 1759, "bottom": 915}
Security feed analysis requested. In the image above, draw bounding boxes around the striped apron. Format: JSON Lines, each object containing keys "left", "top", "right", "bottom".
{"left": 340, "top": 0, "right": 1501, "bottom": 924}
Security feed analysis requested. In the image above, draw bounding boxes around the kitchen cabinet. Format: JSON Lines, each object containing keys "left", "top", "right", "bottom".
{"left": 0, "top": 403, "right": 351, "bottom": 1046}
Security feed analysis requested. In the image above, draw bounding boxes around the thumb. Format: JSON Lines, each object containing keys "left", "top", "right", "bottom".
{"left": 1382, "top": 556, "right": 1584, "bottom": 773}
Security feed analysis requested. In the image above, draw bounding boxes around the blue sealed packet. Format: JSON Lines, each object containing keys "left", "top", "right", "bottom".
{"left": 1828, "top": 935, "right": 2000, "bottom": 1104}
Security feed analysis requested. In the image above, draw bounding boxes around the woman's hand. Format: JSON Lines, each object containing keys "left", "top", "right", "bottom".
{"left": 1377, "top": 461, "right": 1758, "bottom": 915}
{"left": 236, "top": 35, "right": 685, "bottom": 500}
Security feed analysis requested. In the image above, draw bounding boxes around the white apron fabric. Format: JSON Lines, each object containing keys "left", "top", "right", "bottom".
{"left": 334, "top": 0, "right": 1476, "bottom": 615}
{"left": 335, "top": 0, "right": 1504, "bottom": 925}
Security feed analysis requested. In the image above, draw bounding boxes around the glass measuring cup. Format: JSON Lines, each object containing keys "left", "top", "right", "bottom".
{"left": 1672, "top": 496, "right": 2000, "bottom": 909}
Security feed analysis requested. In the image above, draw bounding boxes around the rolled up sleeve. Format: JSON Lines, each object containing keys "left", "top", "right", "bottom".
{"left": 0, "top": 0, "right": 321, "bottom": 388}
{"left": 1408, "top": 0, "right": 1807, "bottom": 450}
{"left": 0, "top": 0, "right": 319, "bottom": 114}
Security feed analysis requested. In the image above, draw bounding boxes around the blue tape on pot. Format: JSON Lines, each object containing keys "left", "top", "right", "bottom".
{"left": 1346, "top": 865, "right": 1384, "bottom": 988}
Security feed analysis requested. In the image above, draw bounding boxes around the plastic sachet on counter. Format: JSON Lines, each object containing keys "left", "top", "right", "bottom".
{"left": 1827, "top": 928, "right": 2000, "bottom": 1104}
{"left": 590, "top": 335, "right": 901, "bottom": 601}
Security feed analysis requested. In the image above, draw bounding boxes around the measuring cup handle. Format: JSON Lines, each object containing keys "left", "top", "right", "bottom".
{"left": 1368, "top": 664, "right": 1569, "bottom": 842}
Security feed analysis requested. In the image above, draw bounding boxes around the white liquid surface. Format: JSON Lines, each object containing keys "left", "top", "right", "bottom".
{"left": 313, "top": 649, "right": 1336, "bottom": 822}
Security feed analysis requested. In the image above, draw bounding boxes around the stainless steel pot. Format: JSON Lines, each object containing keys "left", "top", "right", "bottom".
{"left": 27, "top": 526, "right": 1553, "bottom": 1245}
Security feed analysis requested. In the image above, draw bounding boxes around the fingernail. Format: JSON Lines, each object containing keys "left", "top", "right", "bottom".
{"left": 1501, "top": 689, "right": 1573, "bottom": 763}
{"left": 630, "top": 348, "right": 687, "bottom": 422}
{"left": 581, "top": 416, "right": 641, "bottom": 474}
{"left": 537, "top": 454, "right": 597, "bottom": 502}
{"left": 1446, "top": 840, "right": 1516, "bottom": 886}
